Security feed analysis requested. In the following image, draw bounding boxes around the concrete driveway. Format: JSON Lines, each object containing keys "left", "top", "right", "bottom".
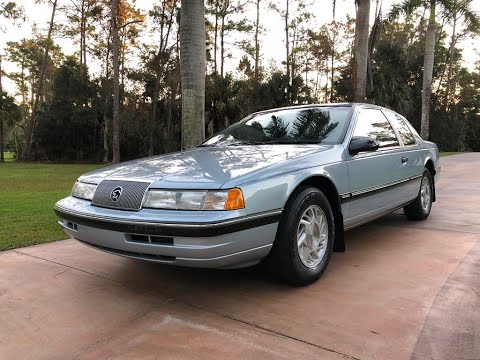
{"left": 1, "top": 153, "right": 479, "bottom": 360}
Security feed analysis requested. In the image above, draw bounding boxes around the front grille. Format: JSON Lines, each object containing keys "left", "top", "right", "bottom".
{"left": 92, "top": 180, "right": 151, "bottom": 210}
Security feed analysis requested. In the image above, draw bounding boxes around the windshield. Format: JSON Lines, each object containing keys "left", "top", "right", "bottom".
{"left": 201, "top": 106, "right": 351, "bottom": 146}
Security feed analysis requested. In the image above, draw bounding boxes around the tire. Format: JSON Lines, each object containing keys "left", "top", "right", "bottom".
{"left": 266, "top": 186, "right": 334, "bottom": 286}
{"left": 404, "top": 169, "right": 433, "bottom": 220}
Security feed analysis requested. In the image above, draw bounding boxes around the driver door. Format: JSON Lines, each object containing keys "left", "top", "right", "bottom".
{"left": 344, "top": 108, "right": 405, "bottom": 229}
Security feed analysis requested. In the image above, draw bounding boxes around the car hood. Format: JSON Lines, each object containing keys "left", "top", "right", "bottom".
{"left": 78, "top": 145, "right": 331, "bottom": 189}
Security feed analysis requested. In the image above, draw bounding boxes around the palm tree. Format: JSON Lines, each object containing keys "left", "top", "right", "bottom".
{"left": 390, "top": 0, "right": 479, "bottom": 139}
{"left": 24, "top": 0, "right": 57, "bottom": 160}
{"left": 180, "top": 0, "right": 206, "bottom": 149}
{"left": 389, "top": 0, "right": 439, "bottom": 139}
{"left": 420, "top": 0, "right": 437, "bottom": 140}
{"left": 443, "top": 0, "right": 479, "bottom": 109}
{"left": 354, "top": 0, "right": 371, "bottom": 102}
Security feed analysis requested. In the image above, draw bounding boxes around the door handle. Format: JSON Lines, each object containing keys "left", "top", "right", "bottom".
{"left": 401, "top": 156, "right": 409, "bottom": 163}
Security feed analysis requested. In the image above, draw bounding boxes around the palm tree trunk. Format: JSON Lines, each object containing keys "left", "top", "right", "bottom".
{"left": 214, "top": 0, "right": 219, "bottom": 74}
{"left": 353, "top": 0, "right": 370, "bottom": 102}
{"left": 420, "top": 0, "right": 436, "bottom": 139}
{"left": 254, "top": 0, "right": 261, "bottom": 83}
{"left": 220, "top": 11, "right": 225, "bottom": 78}
{"left": 444, "top": 4, "right": 457, "bottom": 110}
{"left": 111, "top": 0, "right": 120, "bottom": 163}
{"left": 24, "top": 0, "right": 57, "bottom": 160}
{"left": 285, "top": 0, "right": 290, "bottom": 85}
{"left": 103, "top": 31, "right": 111, "bottom": 163}
{"left": 180, "top": 0, "right": 206, "bottom": 149}
{"left": 331, "top": 0, "right": 336, "bottom": 101}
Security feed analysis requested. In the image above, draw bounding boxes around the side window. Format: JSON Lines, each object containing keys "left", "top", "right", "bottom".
{"left": 354, "top": 109, "right": 399, "bottom": 148}
{"left": 384, "top": 112, "right": 417, "bottom": 146}
{"left": 396, "top": 115, "right": 417, "bottom": 145}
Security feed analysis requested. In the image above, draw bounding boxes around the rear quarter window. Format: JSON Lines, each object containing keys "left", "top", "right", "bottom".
{"left": 384, "top": 112, "right": 417, "bottom": 146}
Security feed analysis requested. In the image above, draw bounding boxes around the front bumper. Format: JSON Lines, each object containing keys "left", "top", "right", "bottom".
{"left": 54, "top": 197, "right": 281, "bottom": 269}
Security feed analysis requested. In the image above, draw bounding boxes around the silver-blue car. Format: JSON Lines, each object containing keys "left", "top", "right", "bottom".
{"left": 55, "top": 103, "right": 440, "bottom": 285}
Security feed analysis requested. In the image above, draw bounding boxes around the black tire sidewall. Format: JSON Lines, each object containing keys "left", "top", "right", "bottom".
{"left": 276, "top": 187, "right": 335, "bottom": 284}
{"left": 404, "top": 169, "right": 433, "bottom": 220}
{"left": 422, "top": 170, "right": 433, "bottom": 215}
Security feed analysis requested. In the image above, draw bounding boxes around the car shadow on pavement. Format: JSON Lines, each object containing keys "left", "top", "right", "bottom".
{"left": 97, "top": 218, "right": 412, "bottom": 300}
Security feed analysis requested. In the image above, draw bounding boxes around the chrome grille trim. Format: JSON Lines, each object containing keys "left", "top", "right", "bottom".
{"left": 92, "top": 179, "right": 153, "bottom": 211}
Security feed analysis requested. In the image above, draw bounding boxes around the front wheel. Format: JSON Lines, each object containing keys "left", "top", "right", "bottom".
{"left": 266, "top": 187, "right": 334, "bottom": 286}
{"left": 404, "top": 170, "right": 433, "bottom": 220}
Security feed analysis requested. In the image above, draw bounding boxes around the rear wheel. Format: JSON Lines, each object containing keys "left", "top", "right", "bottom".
{"left": 266, "top": 186, "right": 334, "bottom": 286}
{"left": 404, "top": 169, "right": 433, "bottom": 220}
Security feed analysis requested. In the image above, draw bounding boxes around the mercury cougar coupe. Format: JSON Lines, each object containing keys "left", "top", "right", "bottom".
{"left": 55, "top": 103, "right": 440, "bottom": 285}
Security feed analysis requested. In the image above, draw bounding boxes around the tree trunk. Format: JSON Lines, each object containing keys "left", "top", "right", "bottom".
{"left": 149, "top": 0, "right": 176, "bottom": 155}
{"left": 149, "top": 68, "right": 161, "bottom": 156}
{"left": 254, "top": 0, "right": 261, "bottom": 83}
{"left": 83, "top": 2, "right": 87, "bottom": 70}
{"left": 24, "top": 0, "right": 57, "bottom": 160}
{"left": 0, "top": 56, "right": 4, "bottom": 163}
{"left": 103, "top": 31, "right": 111, "bottom": 163}
{"left": 180, "top": 0, "right": 206, "bottom": 149}
{"left": 353, "top": 0, "right": 370, "bottom": 102}
{"left": 285, "top": 0, "right": 290, "bottom": 84}
{"left": 120, "top": 30, "right": 126, "bottom": 90}
{"left": 420, "top": 0, "right": 436, "bottom": 139}
{"left": 444, "top": 3, "right": 457, "bottom": 110}
{"left": 330, "top": 28, "right": 335, "bottom": 101}
{"left": 111, "top": 0, "right": 121, "bottom": 163}
{"left": 80, "top": 1, "right": 86, "bottom": 75}
{"left": 214, "top": 0, "right": 219, "bottom": 74}
{"left": 220, "top": 12, "right": 225, "bottom": 78}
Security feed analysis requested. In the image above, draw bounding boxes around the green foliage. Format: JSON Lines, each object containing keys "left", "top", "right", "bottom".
{"left": 33, "top": 57, "right": 100, "bottom": 161}
{"left": 1, "top": 0, "right": 479, "bottom": 163}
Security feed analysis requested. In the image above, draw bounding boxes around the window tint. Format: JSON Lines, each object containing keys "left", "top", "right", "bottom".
{"left": 353, "top": 109, "right": 399, "bottom": 148}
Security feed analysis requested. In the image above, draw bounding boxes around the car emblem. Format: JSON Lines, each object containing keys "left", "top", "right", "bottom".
{"left": 110, "top": 187, "right": 123, "bottom": 202}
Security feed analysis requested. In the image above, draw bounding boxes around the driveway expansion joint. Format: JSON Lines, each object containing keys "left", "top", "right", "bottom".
{"left": 72, "top": 298, "right": 170, "bottom": 360}
{"left": 12, "top": 249, "right": 124, "bottom": 286}
{"left": 166, "top": 297, "right": 363, "bottom": 360}
{"left": 11, "top": 248, "right": 362, "bottom": 360}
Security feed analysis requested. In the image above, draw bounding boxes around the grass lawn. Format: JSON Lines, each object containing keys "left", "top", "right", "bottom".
{"left": 0, "top": 162, "right": 102, "bottom": 251}
{"left": 440, "top": 152, "right": 463, "bottom": 157}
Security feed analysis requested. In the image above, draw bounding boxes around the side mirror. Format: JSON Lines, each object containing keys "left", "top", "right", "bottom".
{"left": 349, "top": 136, "right": 380, "bottom": 156}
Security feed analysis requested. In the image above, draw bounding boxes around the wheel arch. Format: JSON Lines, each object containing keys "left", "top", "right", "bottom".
{"left": 287, "top": 175, "right": 345, "bottom": 252}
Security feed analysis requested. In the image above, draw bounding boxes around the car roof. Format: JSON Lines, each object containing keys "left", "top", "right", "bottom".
{"left": 251, "top": 103, "right": 395, "bottom": 116}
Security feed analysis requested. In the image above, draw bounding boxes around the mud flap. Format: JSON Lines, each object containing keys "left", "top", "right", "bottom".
{"left": 432, "top": 176, "right": 436, "bottom": 202}
{"left": 333, "top": 212, "right": 345, "bottom": 252}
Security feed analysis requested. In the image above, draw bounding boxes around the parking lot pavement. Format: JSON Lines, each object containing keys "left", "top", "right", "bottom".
{"left": 1, "top": 153, "right": 479, "bottom": 360}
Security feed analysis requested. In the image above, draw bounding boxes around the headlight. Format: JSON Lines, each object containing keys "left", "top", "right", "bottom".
{"left": 143, "top": 188, "right": 245, "bottom": 211}
{"left": 71, "top": 181, "right": 97, "bottom": 201}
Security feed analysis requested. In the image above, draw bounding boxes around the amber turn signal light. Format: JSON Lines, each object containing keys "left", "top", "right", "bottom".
{"left": 224, "top": 188, "right": 245, "bottom": 210}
